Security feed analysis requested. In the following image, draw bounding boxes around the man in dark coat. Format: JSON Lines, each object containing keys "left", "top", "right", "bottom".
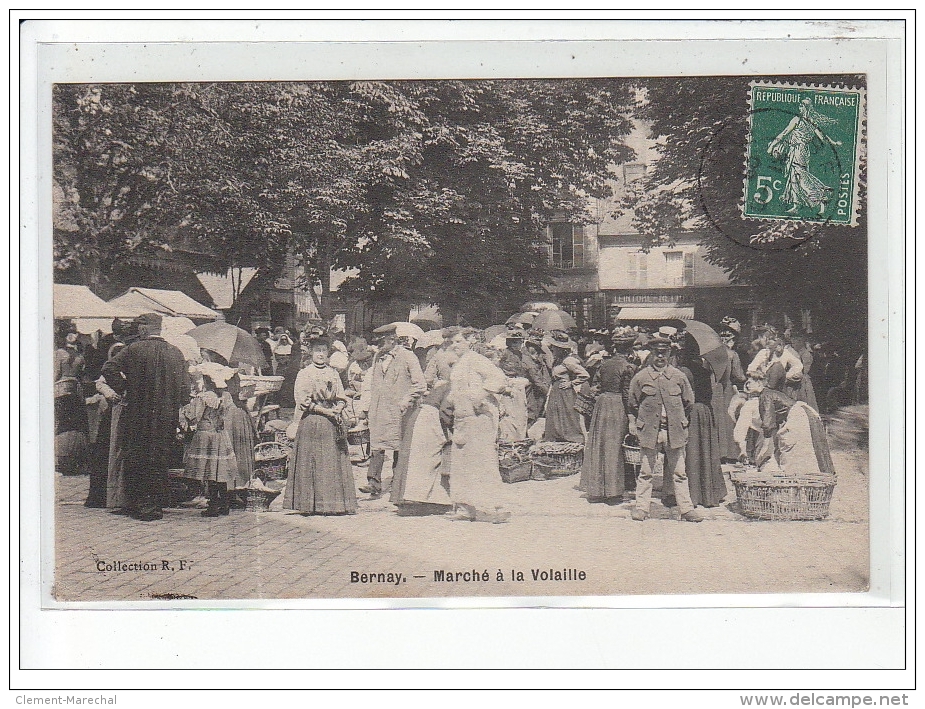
{"left": 102, "top": 312, "right": 189, "bottom": 521}
{"left": 627, "top": 335, "right": 704, "bottom": 523}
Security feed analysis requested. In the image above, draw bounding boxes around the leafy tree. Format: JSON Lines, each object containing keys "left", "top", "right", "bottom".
{"left": 54, "top": 79, "right": 638, "bottom": 325}
{"left": 633, "top": 75, "right": 867, "bottom": 350}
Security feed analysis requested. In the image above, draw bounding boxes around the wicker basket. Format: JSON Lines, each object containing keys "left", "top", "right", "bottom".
{"left": 243, "top": 488, "right": 281, "bottom": 512}
{"left": 347, "top": 426, "right": 370, "bottom": 447}
{"left": 621, "top": 435, "right": 664, "bottom": 476}
{"left": 239, "top": 375, "right": 284, "bottom": 396}
{"left": 253, "top": 441, "right": 289, "bottom": 480}
{"left": 732, "top": 473, "right": 837, "bottom": 520}
{"left": 531, "top": 442, "right": 584, "bottom": 479}
{"left": 622, "top": 435, "right": 642, "bottom": 466}
{"left": 498, "top": 439, "right": 534, "bottom": 484}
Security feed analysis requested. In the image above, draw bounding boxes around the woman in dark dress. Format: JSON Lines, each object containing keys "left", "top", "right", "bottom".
{"left": 678, "top": 336, "right": 728, "bottom": 508}
{"left": 542, "top": 332, "right": 589, "bottom": 444}
{"left": 580, "top": 329, "right": 637, "bottom": 502}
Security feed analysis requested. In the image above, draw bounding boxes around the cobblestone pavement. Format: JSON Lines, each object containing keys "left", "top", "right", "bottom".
{"left": 53, "top": 451, "right": 869, "bottom": 603}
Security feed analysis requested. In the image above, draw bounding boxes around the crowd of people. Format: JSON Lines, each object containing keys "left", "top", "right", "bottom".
{"left": 54, "top": 309, "right": 864, "bottom": 525}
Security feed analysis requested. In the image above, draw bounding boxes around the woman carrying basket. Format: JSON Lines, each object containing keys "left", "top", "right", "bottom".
{"left": 580, "top": 328, "right": 637, "bottom": 502}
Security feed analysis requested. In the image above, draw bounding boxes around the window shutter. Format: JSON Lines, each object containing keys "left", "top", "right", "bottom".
{"left": 684, "top": 252, "right": 695, "bottom": 286}
{"left": 627, "top": 253, "right": 637, "bottom": 286}
{"left": 638, "top": 253, "right": 648, "bottom": 287}
{"left": 572, "top": 225, "right": 584, "bottom": 268}
{"left": 546, "top": 225, "right": 555, "bottom": 265}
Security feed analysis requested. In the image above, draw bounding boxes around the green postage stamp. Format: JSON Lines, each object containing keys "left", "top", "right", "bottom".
{"left": 743, "top": 81, "right": 865, "bottom": 226}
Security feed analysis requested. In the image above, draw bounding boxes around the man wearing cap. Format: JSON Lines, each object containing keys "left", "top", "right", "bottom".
{"left": 101, "top": 313, "right": 190, "bottom": 521}
{"left": 627, "top": 335, "right": 705, "bottom": 522}
{"left": 361, "top": 328, "right": 426, "bottom": 498}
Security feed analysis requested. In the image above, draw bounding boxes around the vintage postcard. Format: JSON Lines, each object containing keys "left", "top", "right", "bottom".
{"left": 27, "top": 25, "right": 900, "bottom": 614}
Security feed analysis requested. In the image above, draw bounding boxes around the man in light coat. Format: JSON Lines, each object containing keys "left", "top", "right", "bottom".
{"left": 627, "top": 335, "right": 704, "bottom": 523}
{"left": 360, "top": 330, "right": 426, "bottom": 498}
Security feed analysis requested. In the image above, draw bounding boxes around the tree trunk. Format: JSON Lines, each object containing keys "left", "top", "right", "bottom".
{"left": 318, "top": 252, "right": 333, "bottom": 323}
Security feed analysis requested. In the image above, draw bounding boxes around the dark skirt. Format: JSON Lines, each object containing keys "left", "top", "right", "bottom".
{"left": 685, "top": 403, "right": 727, "bottom": 508}
{"left": 580, "top": 392, "right": 628, "bottom": 500}
{"left": 225, "top": 405, "right": 257, "bottom": 482}
{"left": 543, "top": 385, "right": 584, "bottom": 443}
{"left": 712, "top": 381, "right": 738, "bottom": 460}
{"left": 784, "top": 376, "right": 820, "bottom": 412}
{"left": 284, "top": 413, "right": 357, "bottom": 515}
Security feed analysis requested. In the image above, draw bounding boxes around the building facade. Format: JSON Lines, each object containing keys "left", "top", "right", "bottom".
{"left": 540, "top": 124, "right": 756, "bottom": 333}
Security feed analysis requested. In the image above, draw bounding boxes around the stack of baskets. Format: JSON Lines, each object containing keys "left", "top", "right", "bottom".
{"left": 531, "top": 441, "right": 584, "bottom": 480}
{"left": 730, "top": 467, "right": 837, "bottom": 521}
{"left": 498, "top": 439, "right": 534, "bottom": 484}
{"left": 253, "top": 441, "right": 290, "bottom": 481}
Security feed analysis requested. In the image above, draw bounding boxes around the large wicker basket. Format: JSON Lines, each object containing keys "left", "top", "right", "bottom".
{"left": 498, "top": 439, "right": 534, "bottom": 484}
{"left": 531, "top": 441, "right": 584, "bottom": 480}
{"left": 243, "top": 488, "right": 281, "bottom": 512}
{"left": 239, "top": 375, "right": 284, "bottom": 396}
{"left": 621, "top": 435, "right": 664, "bottom": 476}
{"left": 253, "top": 441, "right": 289, "bottom": 481}
{"left": 732, "top": 473, "right": 837, "bottom": 521}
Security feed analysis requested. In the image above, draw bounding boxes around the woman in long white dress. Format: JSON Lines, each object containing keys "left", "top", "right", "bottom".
{"left": 446, "top": 329, "right": 512, "bottom": 523}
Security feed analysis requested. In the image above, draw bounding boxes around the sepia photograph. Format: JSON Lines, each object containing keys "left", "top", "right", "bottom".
{"left": 47, "top": 69, "right": 873, "bottom": 603}
{"left": 15, "top": 14, "right": 910, "bottom": 690}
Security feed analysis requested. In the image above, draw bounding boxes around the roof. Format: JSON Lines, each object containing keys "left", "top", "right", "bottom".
{"left": 616, "top": 306, "right": 695, "bottom": 320}
{"left": 109, "top": 287, "right": 219, "bottom": 320}
{"left": 53, "top": 284, "right": 140, "bottom": 320}
{"left": 196, "top": 268, "right": 258, "bottom": 310}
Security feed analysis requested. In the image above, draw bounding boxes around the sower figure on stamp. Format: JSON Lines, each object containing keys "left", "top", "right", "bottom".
{"left": 360, "top": 327, "right": 426, "bottom": 499}
{"left": 101, "top": 312, "right": 189, "bottom": 521}
{"left": 627, "top": 335, "right": 705, "bottom": 523}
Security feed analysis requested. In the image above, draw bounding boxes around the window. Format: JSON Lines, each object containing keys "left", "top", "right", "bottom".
{"left": 623, "top": 163, "right": 647, "bottom": 184}
{"left": 627, "top": 252, "right": 648, "bottom": 287}
{"left": 665, "top": 251, "right": 695, "bottom": 287}
{"left": 551, "top": 223, "right": 584, "bottom": 269}
{"left": 684, "top": 252, "right": 695, "bottom": 286}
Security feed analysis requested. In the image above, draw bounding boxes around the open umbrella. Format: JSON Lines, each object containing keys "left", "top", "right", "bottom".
{"left": 373, "top": 321, "right": 426, "bottom": 342}
{"left": 522, "top": 301, "right": 561, "bottom": 313}
{"left": 672, "top": 319, "right": 727, "bottom": 379}
{"left": 187, "top": 321, "right": 267, "bottom": 369}
{"left": 506, "top": 311, "right": 538, "bottom": 326}
{"left": 533, "top": 309, "right": 576, "bottom": 333}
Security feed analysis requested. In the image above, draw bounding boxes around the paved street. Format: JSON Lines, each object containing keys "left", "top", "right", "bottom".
{"left": 53, "top": 451, "right": 869, "bottom": 603}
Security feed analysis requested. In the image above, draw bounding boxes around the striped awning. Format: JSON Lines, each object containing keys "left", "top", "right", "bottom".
{"left": 615, "top": 306, "right": 695, "bottom": 320}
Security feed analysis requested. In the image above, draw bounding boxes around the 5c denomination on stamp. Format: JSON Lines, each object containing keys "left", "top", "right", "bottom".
{"left": 743, "top": 81, "right": 865, "bottom": 226}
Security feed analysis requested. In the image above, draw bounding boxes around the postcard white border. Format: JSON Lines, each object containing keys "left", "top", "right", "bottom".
{"left": 16, "top": 16, "right": 909, "bottom": 683}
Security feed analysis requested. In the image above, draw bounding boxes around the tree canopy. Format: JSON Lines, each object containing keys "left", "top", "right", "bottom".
{"left": 53, "top": 80, "right": 637, "bottom": 323}
{"left": 632, "top": 75, "right": 867, "bottom": 348}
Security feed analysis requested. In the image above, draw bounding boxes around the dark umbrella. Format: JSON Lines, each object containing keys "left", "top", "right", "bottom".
{"left": 673, "top": 319, "right": 726, "bottom": 378}
{"left": 533, "top": 309, "right": 576, "bottom": 333}
{"left": 187, "top": 321, "right": 268, "bottom": 369}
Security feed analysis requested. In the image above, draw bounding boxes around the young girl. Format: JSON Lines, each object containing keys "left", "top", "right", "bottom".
{"left": 283, "top": 333, "right": 357, "bottom": 515}
{"left": 180, "top": 362, "right": 241, "bottom": 517}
